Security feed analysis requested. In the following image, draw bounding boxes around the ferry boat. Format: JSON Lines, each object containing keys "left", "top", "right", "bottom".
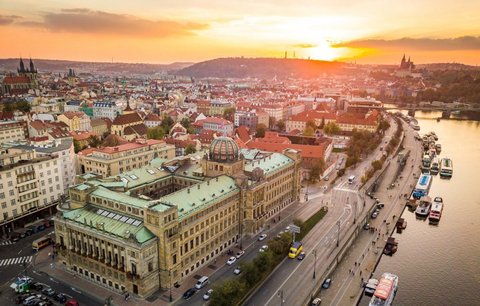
{"left": 368, "top": 272, "right": 399, "bottom": 306}
{"left": 421, "top": 154, "right": 431, "bottom": 173}
{"left": 415, "top": 196, "right": 432, "bottom": 216}
{"left": 413, "top": 174, "right": 432, "bottom": 199}
{"left": 429, "top": 197, "right": 444, "bottom": 224}
{"left": 430, "top": 157, "right": 440, "bottom": 175}
{"left": 440, "top": 158, "right": 453, "bottom": 178}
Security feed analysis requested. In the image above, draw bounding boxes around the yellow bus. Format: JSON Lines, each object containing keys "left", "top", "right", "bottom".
{"left": 289, "top": 241, "right": 303, "bottom": 258}
{"left": 32, "top": 236, "right": 51, "bottom": 251}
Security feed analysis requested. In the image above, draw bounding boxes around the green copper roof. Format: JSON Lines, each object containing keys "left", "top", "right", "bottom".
{"left": 63, "top": 205, "right": 156, "bottom": 244}
{"left": 90, "top": 186, "right": 151, "bottom": 209}
{"left": 150, "top": 175, "right": 240, "bottom": 219}
{"left": 244, "top": 152, "right": 294, "bottom": 175}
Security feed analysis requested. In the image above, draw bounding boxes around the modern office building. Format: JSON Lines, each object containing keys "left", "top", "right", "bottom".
{"left": 54, "top": 137, "right": 301, "bottom": 298}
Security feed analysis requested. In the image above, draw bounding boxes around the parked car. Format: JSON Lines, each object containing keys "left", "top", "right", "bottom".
{"left": 258, "top": 234, "right": 267, "bottom": 241}
{"left": 236, "top": 251, "right": 245, "bottom": 259}
{"left": 226, "top": 256, "right": 237, "bottom": 265}
{"left": 233, "top": 267, "right": 241, "bottom": 275}
{"left": 65, "top": 299, "right": 79, "bottom": 306}
{"left": 371, "top": 211, "right": 379, "bottom": 219}
{"left": 322, "top": 278, "right": 332, "bottom": 289}
{"left": 297, "top": 252, "right": 306, "bottom": 260}
{"left": 285, "top": 226, "right": 291, "bottom": 232}
{"left": 376, "top": 203, "right": 385, "bottom": 209}
{"left": 203, "top": 289, "right": 213, "bottom": 301}
{"left": 182, "top": 288, "right": 196, "bottom": 300}
{"left": 363, "top": 223, "right": 370, "bottom": 230}
{"left": 311, "top": 297, "right": 322, "bottom": 306}
{"left": 41, "top": 288, "right": 55, "bottom": 297}
{"left": 31, "top": 282, "right": 43, "bottom": 290}
{"left": 259, "top": 245, "right": 269, "bottom": 253}
{"left": 54, "top": 293, "right": 67, "bottom": 303}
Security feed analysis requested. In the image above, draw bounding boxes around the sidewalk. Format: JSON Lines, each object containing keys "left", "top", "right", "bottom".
{"left": 319, "top": 125, "right": 421, "bottom": 305}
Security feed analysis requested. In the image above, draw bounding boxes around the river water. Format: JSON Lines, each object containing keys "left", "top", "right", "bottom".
{"left": 364, "top": 111, "right": 480, "bottom": 306}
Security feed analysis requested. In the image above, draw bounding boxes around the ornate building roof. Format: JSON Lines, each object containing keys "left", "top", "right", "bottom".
{"left": 209, "top": 136, "right": 239, "bottom": 162}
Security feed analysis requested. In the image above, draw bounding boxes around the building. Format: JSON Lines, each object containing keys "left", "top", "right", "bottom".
{"left": 285, "top": 110, "right": 336, "bottom": 133}
{"left": 344, "top": 97, "right": 383, "bottom": 113}
{"left": 91, "top": 118, "right": 110, "bottom": 137}
{"left": 336, "top": 110, "right": 380, "bottom": 132}
{"left": 0, "top": 148, "right": 64, "bottom": 236}
{"left": 194, "top": 117, "right": 234, "bottom": 136}
{"left": 111, "top": 111, "right": 145, "bottom": 139}
{"left": 58, "top": 111, "right": 92, "bottom": 132}
{"left": 54, "top": 137, "right": 301, "bottom": 298}
{"left": 399, "top": 54, "right": 415, "bottom": 70}
{"left": 64, "top": 100, "right": 83, "bottom": 112}
{"left": 76, "top": 139, "right": 175, "bottom": 177}
{"left": 0, "top": 121, "right": 27, "bottom": 144}
{"left": 143, "top": 113, "right": 162, "bottom": 128}
{"left": 93, "top": 101, "right": 122, "bottom": 121}
{"left": 1, "top": 58, "right": 38, "bottom": 95}
{"left": 234, "top": 109, "right": 269, "bottom": 130}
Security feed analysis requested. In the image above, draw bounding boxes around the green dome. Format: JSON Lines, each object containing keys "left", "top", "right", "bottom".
{"left": 209, "top": 137, "right": 239, "bottom": 162}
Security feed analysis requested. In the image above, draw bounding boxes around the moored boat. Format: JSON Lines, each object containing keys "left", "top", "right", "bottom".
{"left": 368, "top": 272, "right": 399, "bottom": 306}
{"left": 440, "top": 158, "right": 453, "bottom": 178}
{"left": 383, "top": 237, "right": 398, "bottom": 256}
{"left": 415, "top": 196, "right": 432, "bottom": 217}
{"left": 430, "top": 157, "right": 439, "bottom": 174}
{"left": 435, "top": 143, "right": 441, "bottom": 154}
{"left": 429, "top": 197, "right": 444, "bottom": 224}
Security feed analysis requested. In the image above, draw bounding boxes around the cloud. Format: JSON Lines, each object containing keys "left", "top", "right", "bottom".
{"left": 334, "top": 36, "right": 480, "bottom": 51}
{"left": 0, "top": 14, "right": 22, "bottom": 25}
{"left": 292, "top": 43, "right": 316, "bottom": 49}
{"left": 21, "top": 8, "right": 208, "bottom": 38}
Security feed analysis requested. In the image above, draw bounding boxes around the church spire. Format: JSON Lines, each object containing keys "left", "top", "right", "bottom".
{"left": 29, "top": 58, "right": 36, "bottom": 73}
{"left": 18, "top": 58, "right": 26, "bottom": 73}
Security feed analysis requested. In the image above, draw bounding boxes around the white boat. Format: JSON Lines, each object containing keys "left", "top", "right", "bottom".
{"left": 440, "top": 158, "right": 453, "bottom": 178}
{"left": 369, "top": 272, "right": 399, "bottom": 306}
{"left": 429, "top": 197, "right": 444, "bottom": 223}
{"left": 415, "top": 196, "right": 432, "bottom": 216}
{"left": 421, "top": 154, "right": 431, "bottom": 172}
{"left": 413, "top": 174, "right": 432, "bottom": 198}
{"left": 430, "top": 157, "right": 439, "bottom": 174}
{"left": 365, "top": 278, "right": 379, "bottom": 297}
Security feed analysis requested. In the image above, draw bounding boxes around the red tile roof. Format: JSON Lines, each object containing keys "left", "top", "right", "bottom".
{"left": 112, "top": 112, "right": 142, "bottom": 125}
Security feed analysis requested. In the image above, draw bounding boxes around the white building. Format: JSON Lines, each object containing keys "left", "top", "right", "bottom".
{"left": 0, "top": 121, "right": 26, "bottom": 145}
{"left": 93, "top": 101, "right": 122, "bottom": 121}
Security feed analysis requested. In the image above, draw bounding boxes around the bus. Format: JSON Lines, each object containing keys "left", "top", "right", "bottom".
{"left": 32, "top": 236, "right": 52, "bottom": 251}
{"left": 289, "top": 241, "right": 303, "bottom": 259}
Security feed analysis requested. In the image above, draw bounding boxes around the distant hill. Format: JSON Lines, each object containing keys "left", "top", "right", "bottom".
{"left": 416, "top": 63, "right": 480, "bottom": 71}
{"left": 172, "top": 57, "right": 347, "bottom": 79}
{"left": 0, "top": 58, "right": 194, "bottom": 75}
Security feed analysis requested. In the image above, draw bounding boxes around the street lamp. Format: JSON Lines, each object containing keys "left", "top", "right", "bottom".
{"left": 336, "top": 220, "right": 341, "bottom": 247}
{"left": 313, "top": 249, "right": 317, "bottom": 279}
{"left": 277, "top": 290, "right": 284, "bottom": 306}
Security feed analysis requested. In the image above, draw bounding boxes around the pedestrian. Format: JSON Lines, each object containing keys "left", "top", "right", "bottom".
{"left": 360, "top": 270, "right": 363, "bottom": 276}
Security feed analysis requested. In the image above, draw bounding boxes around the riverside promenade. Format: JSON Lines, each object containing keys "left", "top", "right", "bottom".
{"left": 318, "top": 120, "right": 423, "bottom": 306}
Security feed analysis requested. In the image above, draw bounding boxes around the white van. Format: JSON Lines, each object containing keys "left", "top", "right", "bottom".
{"left": 348, "top": 175, "right": 356, "bottom": 184}
{"left": 195, "top": 276, "right": 209, "bottom": 289}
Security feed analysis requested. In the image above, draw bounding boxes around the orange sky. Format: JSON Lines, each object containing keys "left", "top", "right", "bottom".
{"left": 1, "top": 1, "right": 479, "bottom": 65}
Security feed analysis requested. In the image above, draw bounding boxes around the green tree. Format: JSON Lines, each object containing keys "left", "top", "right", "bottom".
{"left": 210, "top": 279, "right": 246, "bottom": 306}
{"left": 303, "top": 126, "right": 315, "bottom": 137}
{"left": 253, "top": 251, "right": 274, "bottom": 273}
{"left": 319, "top": 118, "right": 326, "bottom": 129}
{"left": 87, "top": 135, "right": 101, "bottom": 148}
{"left": 161, "top": 116, "right": 174, "bottom": 131}
{"left": 255, "top": 123, "right": 267, "bottom": 138}
{"left": 240, "top": 262, "right": 261, "bottom": 287}
{"left": 147, "top": 126, "right": 166, "bottom": 140}
{"left": 377, "top": 118, "right": 390, "bottom": 134}
{"left": 223, "top": 107, "right": 236, "bottom": 121}
{"left": 309, "top": 160, "right": 326, "bottom": 182}
{"left": 180, "top": 118, "right": 191, "bottom": 130}
{"left": 371, "top": 160, "right": 383, "bottom": 171}
{"left": 73, "top": 139, "right": 83, "bottom": 153}
{"left": 276, "top": 119, "right": 286, "bottom": 132}
{"left": 16, "top": 100, "right": 31, "bottom": 113}
{"left": 324, "top": 122, "right": 340, "bottom": 135}
{"left": 3, "top": 101, "right": 14, "bottom": 112}
{"left": 185, "top": 144, "right": 196, "bottom": 155}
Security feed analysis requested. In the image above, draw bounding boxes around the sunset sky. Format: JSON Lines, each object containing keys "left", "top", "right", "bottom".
{"left": 1, "top": 0, "right": 479, "bottom": 65}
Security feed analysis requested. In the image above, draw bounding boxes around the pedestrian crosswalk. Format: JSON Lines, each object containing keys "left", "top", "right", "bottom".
{"left": 0, "top": 256, "right": 33, "bottom": 267}
{"left": 0, "top": 240, "right": 15, "bottom": 246}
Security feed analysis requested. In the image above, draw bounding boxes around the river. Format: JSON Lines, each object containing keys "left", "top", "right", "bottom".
{"left": 363, "top": 111, "right": 480, "bottom": 306}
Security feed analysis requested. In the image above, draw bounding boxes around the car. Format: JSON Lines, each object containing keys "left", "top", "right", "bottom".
{"left": 311, "top": 297, "right": 322, "bottom": 306}
{"left": 324, "top": 175, "right": 329, "bottom": 181}
{"left": 259, "top": 245, "right": 269, "bottom": 253}
{"left": 15, "top": 294, "right": 31, "bottom": 304}
{"left": 41, "top": 288, "right": 55, "bottom": 297}
{"left": 297, "top": 252, "right": 306, "bottom": 260}
{"left": 38, "top": 301, "right": 53, "bottom": 306}
{"left": 24, "top": 298, "right": 41, "bottom": 306}
{"left": 65, "top": 299, "right": 79, "bottom": 306}
{"left": 233, "top": 267, "right": 241, "bottom": 275}
{"left": 322, "top": 278, "right": 332, "bottom": 289}
{"left": 285, "top": 226, "right": 291, "bottom": 232}
{"left": 183, "top": 288, "right": 196, "bottom": 300}
{"left": 226, "top": 256, "right": 237, "bottom": 265}
{"left": 367, "top": 192, "right": 374, "bottom": 199}
{"left": 235, "top": 250, "right": 245, "bottom": 259}
{"left": 31, "top": 282, "right": 43, "bottom": 291}
{"left": 363, "top": 223, "right": 370, "bottom": 230}
{"left": 54, "top": 293, "right": 67, "bottom": 303}
{"left": 276, "top": 231, "right": 284, "bottom": 238}
{"left": 377, "top": 203, "right": 385, "bottom": 209}
{"left": 258, "top": 234, "right": 267, "bottom": 241}
{"left": 371, "top": 211, "right": 379, "bottom": 219}
{"left": 203, "top": 289, "right": 213, "bottom": 301}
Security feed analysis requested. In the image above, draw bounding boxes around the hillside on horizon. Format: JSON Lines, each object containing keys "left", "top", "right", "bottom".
{"left": 172, "top": 57, "right": 348, "bottom": 79}
{"left": 0, "top": 58, "right": 194, "bottom": 75}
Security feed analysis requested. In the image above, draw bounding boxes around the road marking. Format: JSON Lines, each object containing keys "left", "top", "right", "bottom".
{"left": 0, "top": 240, "right": 14, "bottom": 246}
{"left": 0, "top": 256, "right": 32, "bottom": 267}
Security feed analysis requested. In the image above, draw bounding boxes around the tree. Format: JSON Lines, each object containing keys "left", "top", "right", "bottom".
{"left": 306, "top": 120, "right": 317, "bottom": 130}
{"left": 276, "top": 119, "right": 286, "bottom": 132}
{"left": 16, "top": 100, "right": 31, "bottom": 113}
{"left": 255, "top": 123, "right": 267, "bottom": 138}
{"left": 223, "top": 107, "right": 236, "bottom": 121}
{"left": 240, "top": 262, "right": 261, "bottom": 287}
{"left": 147, "top": 126, "right": 165, "bottom": 140}
{"left": 309, "top": 160, "right": 325, "bottom": 182}
{"left": 87, "top": 135, "right": 101, "bottom": 148}
{"left": 73, "top": 139, "right": 83, "bottom": 153}
{"left": 161, "top": 116, "right": 174, "bottom": 131}
{"left": 185, "top": 144, "right": 196, "bottom": 155}
{"left": 253, "top": 251, "right": 274, "bottom": 273}
{"left": 371, "top": 160, "right": 383, "bottom": 171}
{"left": 377, "top": 118, "right": 390, "bottom": 134}
{"left": 2, "top": 101, "right": 13, "bottom": 112}
{"left": 180, "top": 118, "right": 191, "bottom": 130}
{"left": 210, "top": 279, "right": 246, "bottom": 306}
{"left": 319, "top": 118, "right": 326, "bottom": 129}
{"left": 324, "top": 122, "right": 340, "bottom": 135}
{"left": 303, "top": 126, "right": 315, "bottom": 137}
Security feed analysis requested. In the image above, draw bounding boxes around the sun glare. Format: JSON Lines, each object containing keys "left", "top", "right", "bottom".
{"left": 307, "top": 41, "right": 340, "bottom": 61}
